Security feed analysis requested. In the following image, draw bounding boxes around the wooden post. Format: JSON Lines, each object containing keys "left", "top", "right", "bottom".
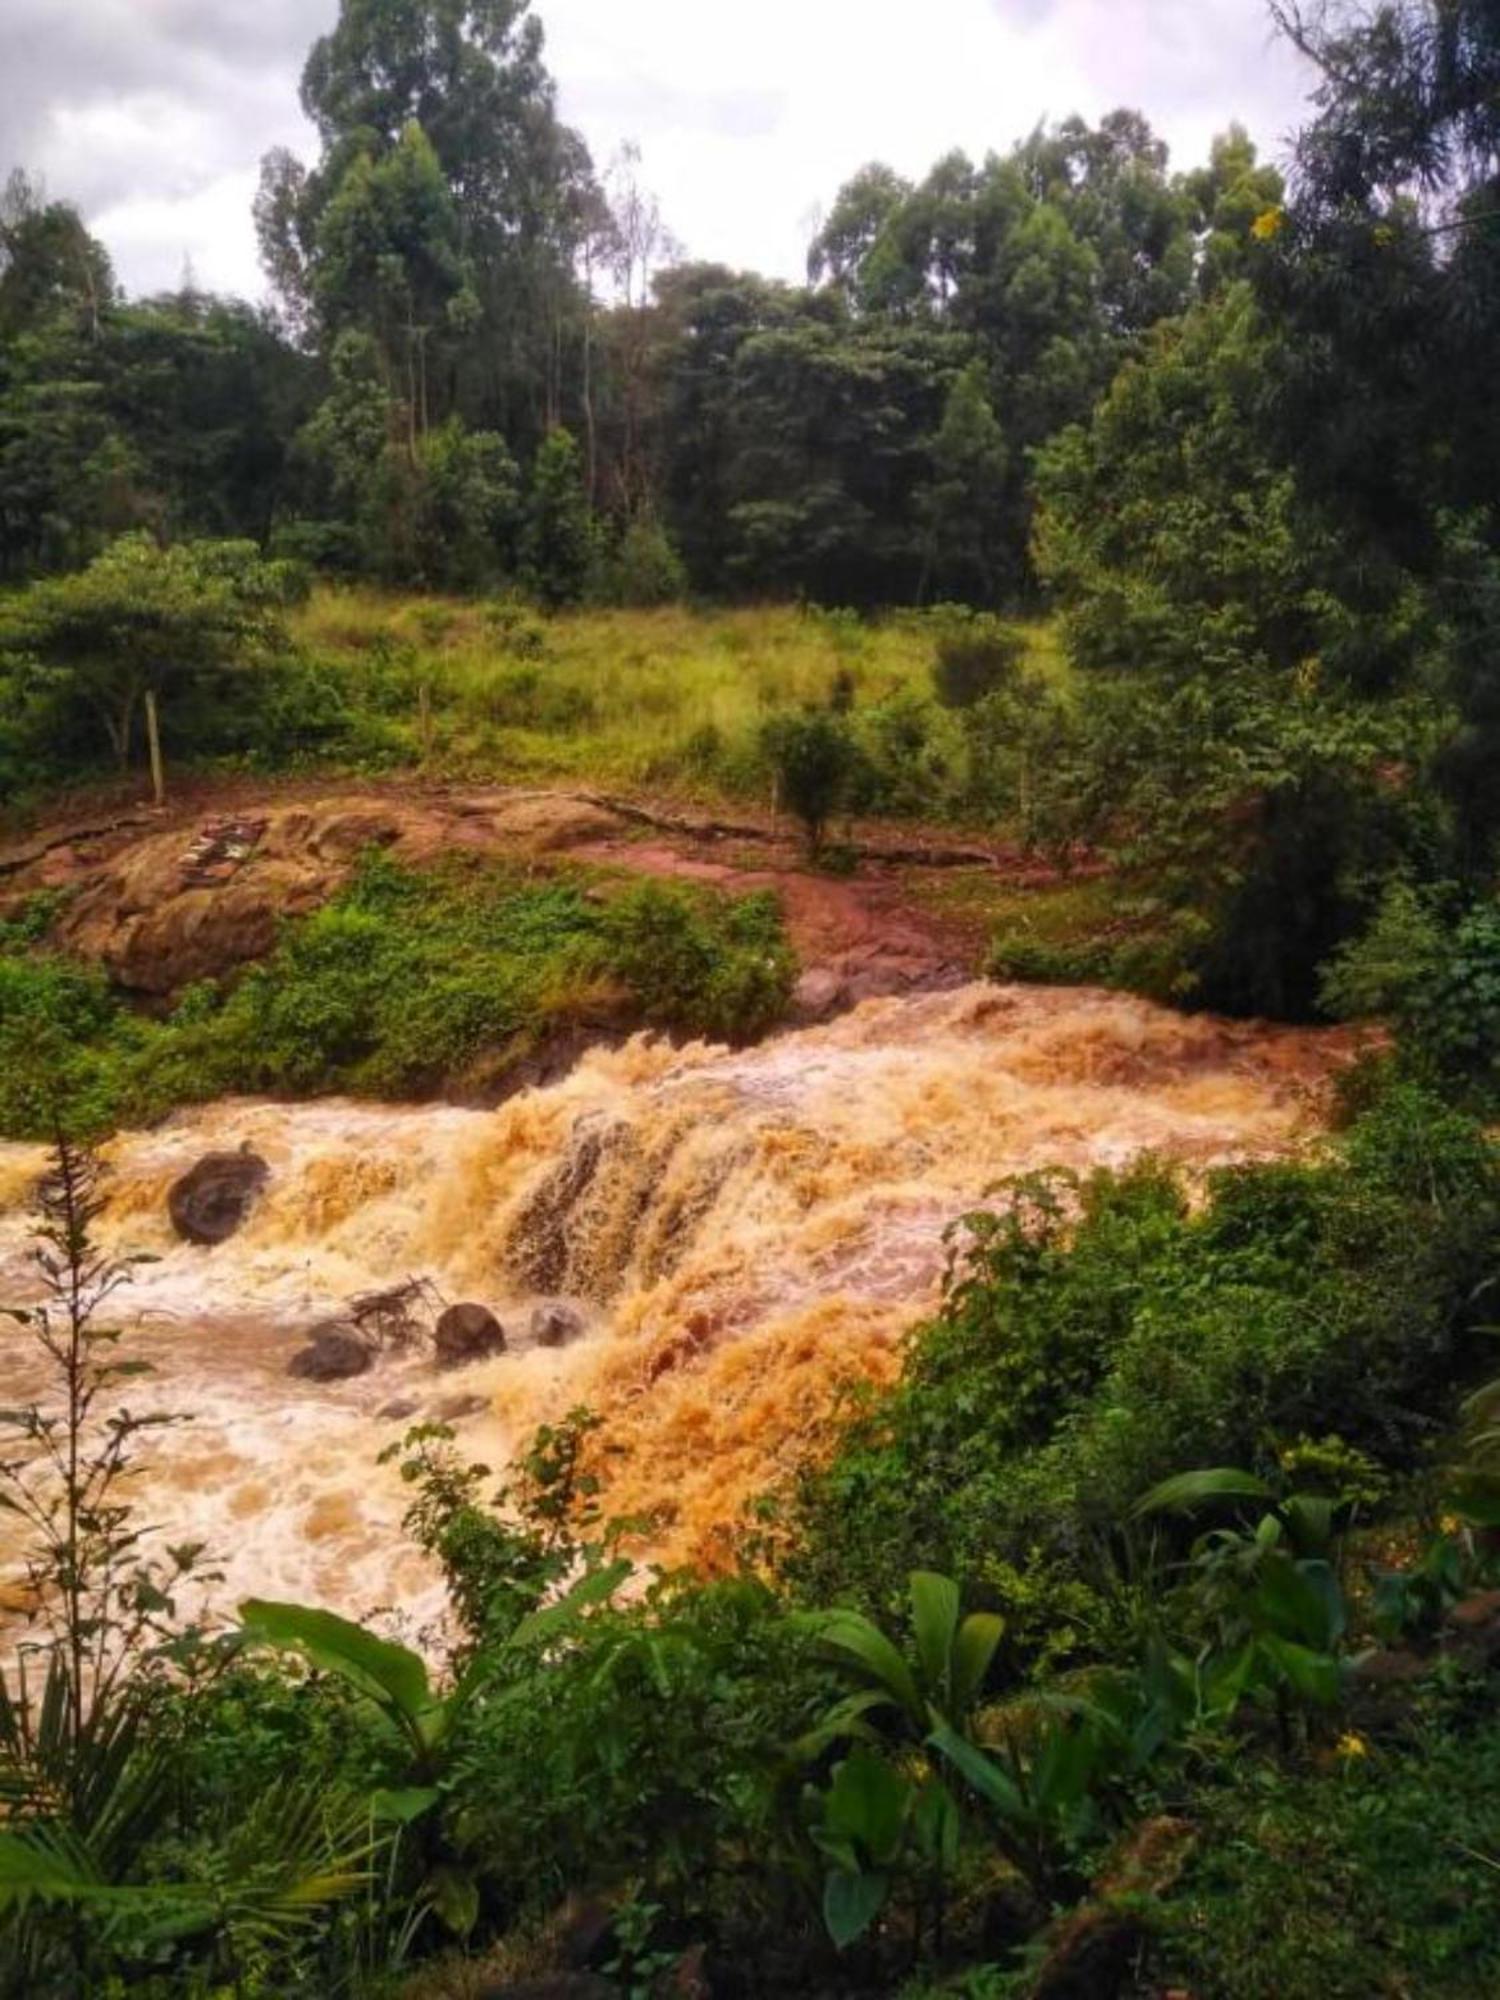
{"left": 144, "top": 689, "right": 165, "bottom": 807}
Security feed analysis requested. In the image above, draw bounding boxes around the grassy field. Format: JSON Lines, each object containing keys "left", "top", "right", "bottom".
{"left": 292, "top": 590, "right": 1070, "bottom": 811}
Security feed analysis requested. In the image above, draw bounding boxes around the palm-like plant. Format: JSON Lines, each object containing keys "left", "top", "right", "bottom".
{"left": 793, "top": 1573, "right": 1003, "bottom": 1950}
{"left": 0, "top": 1651, "right": 373, "bottom": 1995}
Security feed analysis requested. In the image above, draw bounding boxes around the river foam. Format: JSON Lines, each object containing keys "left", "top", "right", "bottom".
{"left": 0, "top": 982, "right": 1359, "bottom": 1631}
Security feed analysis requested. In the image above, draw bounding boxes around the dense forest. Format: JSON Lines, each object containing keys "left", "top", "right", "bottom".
{"left": 3, "top": 1, "right": 1500, "bottom": 1996}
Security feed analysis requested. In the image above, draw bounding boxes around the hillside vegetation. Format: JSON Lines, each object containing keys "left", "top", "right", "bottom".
{"left": 4, "top": 0, "right": 1500, "bottom": 1993}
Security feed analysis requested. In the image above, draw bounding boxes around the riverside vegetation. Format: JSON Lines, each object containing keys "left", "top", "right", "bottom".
{"left": 4, "top": 0, "right": 1500, "bottom": 1993}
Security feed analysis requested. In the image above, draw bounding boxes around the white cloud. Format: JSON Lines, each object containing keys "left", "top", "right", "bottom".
{"left": 8, "top": 0, "right": 1317, "bottom": 299}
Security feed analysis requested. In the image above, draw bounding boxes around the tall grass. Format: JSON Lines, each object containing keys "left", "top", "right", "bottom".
{"left": 291, "top": 590, "right": 1068, "bottom": 810}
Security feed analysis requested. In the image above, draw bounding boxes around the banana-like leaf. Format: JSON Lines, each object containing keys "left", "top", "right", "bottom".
{"left": 506, "top": 1557, "right": 631, "bottom": 1650}
{"left": 370, "top": 1786, "right": 441, "bottom": 1825}
{"left": 239, "top": 1599, "right": 430, "bottom": 1723}
{"left": 804, "top": 1609, "right": 924, "bottom": 1726}
{"left": 927, "top": 1720, "right": 1025, "bottom": 1821}
{"left": 909, "top": 1571, "right": 960, "bottom": 1704}
{"left": 1254, "top": 1553, "right": 1346, "bottom": 1649}
{"left": 823, "top": 1866, "right": 888, "bottom": 1950}
{"left": 952, "top": 1610, "right": 1004, "bottom": 1713}
{"left": 1131, "top": 1467, "right": 1275, "bottom": 1518}
{"left": 822, "top": 1748, "right": 911, "bottom": 1865}
{"left": 1259, "top": 1635, "right": 1341, "bottom": 1708}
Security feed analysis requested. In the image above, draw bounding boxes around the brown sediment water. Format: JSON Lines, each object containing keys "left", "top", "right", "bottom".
{"left": 0, "top": 982, "right": 1361, "bottom": 1637}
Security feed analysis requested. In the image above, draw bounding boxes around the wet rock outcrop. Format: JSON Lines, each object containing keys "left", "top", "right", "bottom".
{"left": 530, "top": 1301, "right": 586, "bottom": 1348}
{"left": 168, "top": 1149, "right": 270, "bottom": 1245}
{"left": 434, "top": 1302, "right": 507, "bottom": 1368}
{"left": 287, "top": 1326, "right": 373, "bottom": 1382}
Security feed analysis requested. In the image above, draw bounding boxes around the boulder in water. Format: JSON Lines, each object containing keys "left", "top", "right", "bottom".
{"left": 434, "top": 1393, "right": 489, "bottom": 1423}
{"left": 168, "top": 1149, "right": 270, "bottom": 1245}
{"left": 287, "top": 1327, "right": 373, "bottom": 1382}
{"left": 434, "top": 1302, "right": 506, "bottom": 1369}
{"left": 377, "top": 1397, "right": 420, "bottom": 1422}
{"left": 531, "top": 1301, "right": 586, "bottom": 1349}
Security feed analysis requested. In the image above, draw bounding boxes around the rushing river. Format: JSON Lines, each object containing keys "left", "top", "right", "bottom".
{"left": 0, "top": 982, "right": 1357, "bottom": 1638}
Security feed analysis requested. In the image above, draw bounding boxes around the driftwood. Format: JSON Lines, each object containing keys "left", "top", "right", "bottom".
{"left": 347, "top": 1275, "right": 446, "bottom": 1351}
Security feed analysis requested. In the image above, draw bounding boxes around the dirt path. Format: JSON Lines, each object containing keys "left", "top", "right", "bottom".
{"left": 0, "top": 776, "right": 1073, "bottom": 1016}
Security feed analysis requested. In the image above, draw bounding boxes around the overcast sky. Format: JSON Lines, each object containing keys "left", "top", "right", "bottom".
{"left": 2, "top": 0, "right": 1317, "bottom": 301}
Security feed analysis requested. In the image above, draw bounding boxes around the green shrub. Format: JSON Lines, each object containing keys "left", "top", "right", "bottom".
{"left": 601, "top": 881, "right": 795, "bottom": 1044}
{"left": 761, "top": 711, "right": 861, "bottom": 853}
{"left": 606, "top": 516, "right": 688, "bottom": 607}
{"left": 930, "top": 614, "right": 1025, "bottom": 711}
{"left": 0, "top": 856, "right": 796, "bottom": 1138}
{"left": 779, "top": 1085, "right": 1500, "bottom": 1665}
{"left": 1323, "top": 883, "right": 1500, "bottom": 1104}
{"left": 1154, "top": 1710, "right": 1500, "bottom": 1998}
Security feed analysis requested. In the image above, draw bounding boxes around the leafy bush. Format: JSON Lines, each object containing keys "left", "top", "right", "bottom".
{"left": 601, "top": 881, "right": 795, "bottom": 1044}
{"left": 930, "top": 614, "right": 1025, "bottom": 711}
{"left": 778, "top": 1085, "right": 1500, "bottom": 1665}
{"left": 761, "top": 711, "right": 861, "bottom": 853}
{"left": 605, "top": 516, "right": 688, "bottom": 607}
{"left": 0, "top": 856, "right": 796, "bottom": 1137}
{"left": 1322, "top": 883, "right": 1500, "bottom": 1104}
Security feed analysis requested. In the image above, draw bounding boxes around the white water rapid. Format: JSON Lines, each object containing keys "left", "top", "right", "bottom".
{"left": 0, "top": 982, "right": 1358, "bottom": 1639}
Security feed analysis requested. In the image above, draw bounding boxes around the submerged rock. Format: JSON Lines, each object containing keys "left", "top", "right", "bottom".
{"left": 287, "top": 1326, "right": 373, "bottom": 1382}
{"left": 434, "top": 1393, "right": 489, "bottom": 1423}
{"left": 168, "top": 1149, "right": 270, "bottom": 1245}
{"left": 434, "top": 1302, "right": 506, "bottom": 1368}
{"left": 530, "top": 1301, "right": 586, "bottom": 1348}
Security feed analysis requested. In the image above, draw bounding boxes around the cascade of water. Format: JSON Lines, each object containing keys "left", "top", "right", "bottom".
{"left": 0, "top": 983, "right": 1360, "bottom": 1631}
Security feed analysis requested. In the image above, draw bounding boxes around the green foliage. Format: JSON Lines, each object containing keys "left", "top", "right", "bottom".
{"left": 0, "top": 855, "right": 796, "bottom": 1138}
{"left": 604, "top": 515, "right": 688, "bottom": 607}
{"left": 600, "top": 881, "right": 795, "bottom": 1043}
{"left": 1323, "top": 885, "right": 1500, "bottom": 1105}
{"left": 0, "top": 531, "right": 305, "bottom": 781}
{"left": 781, "top": 1088, "right": 1500, "bottom": 1666}
{"left": 761, "top": 710, "right": 861, "bottom": 853}
{"left": 523, "top": 428, "right": 600, "bottom": 608}
{"left": 1154, "top": 1712, "right": 1500, "bottom": 1999}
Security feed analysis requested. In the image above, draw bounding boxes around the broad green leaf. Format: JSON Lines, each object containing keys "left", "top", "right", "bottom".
{"left": 506, "top": 1557, "right": 631, "bottom": 1649}
{"left": 823, "top": 1748, "right": 910, "bottom": 1864}
{"left": 952, "top": 1610, "right": 1004, "bottom": 1712}
{"left": 909, "top": 1570, "right": 960, "bottom": 1703}
{"left": 370, "top": 1786, "right": 440, "bottom": 1825}
{"left": 911, "top": 1777, "right": 961, "bottom": 1871}
{"left": 1132, "top": 1467, "right": 1275, "bottom": 1518}
{"left": 1259, "top": 1635, "right": 1341, "bottom": 1708}
{"left": 425, "top": 1864, "right": 479, "bottom": 1937}
{"left": 806, "top": 1609, "right": 923, "bottom": 1724}
{"left": 1254, "top": 1553, "right": 1346, "bottom": 1649}
{"left": 927, "top": 1720, "right": 1025, "bottom": 1822}
{"left": 238, "top": 1599, "right": 429, "bottom": 1721}
{"left": 823, "top": 1866, "right": 888, "bottom": 1949}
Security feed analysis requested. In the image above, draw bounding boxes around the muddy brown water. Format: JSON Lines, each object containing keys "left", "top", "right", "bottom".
{"left": 0, "top": 982, "right": 1362, "bottom": 1642}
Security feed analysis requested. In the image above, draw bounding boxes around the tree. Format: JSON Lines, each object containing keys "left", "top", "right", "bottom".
{"left": 1032, "top": 286, "right": 1433, "bottom": 1014}
{"left": 918, "top": 360, "right": 1009, "bottom": 604}
{"left": 258, "top": 0, "right": 596, "bottom": 452}
{"left": 761, "top": 711, "right": 861, "bottom": 854}
{"left": 0, "top": 534, "right": 302, "bottom": 790}
{"left": 522, "top": 426, "right": 597, "bottom": 606}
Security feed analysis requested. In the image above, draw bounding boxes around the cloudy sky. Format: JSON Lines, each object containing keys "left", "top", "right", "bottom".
{"left": 4, "top": 0, "right": 1317, "bottom": 300}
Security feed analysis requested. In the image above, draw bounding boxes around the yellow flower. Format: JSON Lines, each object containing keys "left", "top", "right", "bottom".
{"left": 1336, "top": 1731, "right": 1369, "bottom": 1760}
{"left": 1441, "top": 1514, "right": 1462, "bottom": 1536}
{"left": 1251, "top": 206, "right": 1286, "bottom": 241}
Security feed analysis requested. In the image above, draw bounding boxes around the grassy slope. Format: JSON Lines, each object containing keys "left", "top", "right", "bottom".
{"left": 292, "top": 590, "right": 1068, "bottom": 802}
